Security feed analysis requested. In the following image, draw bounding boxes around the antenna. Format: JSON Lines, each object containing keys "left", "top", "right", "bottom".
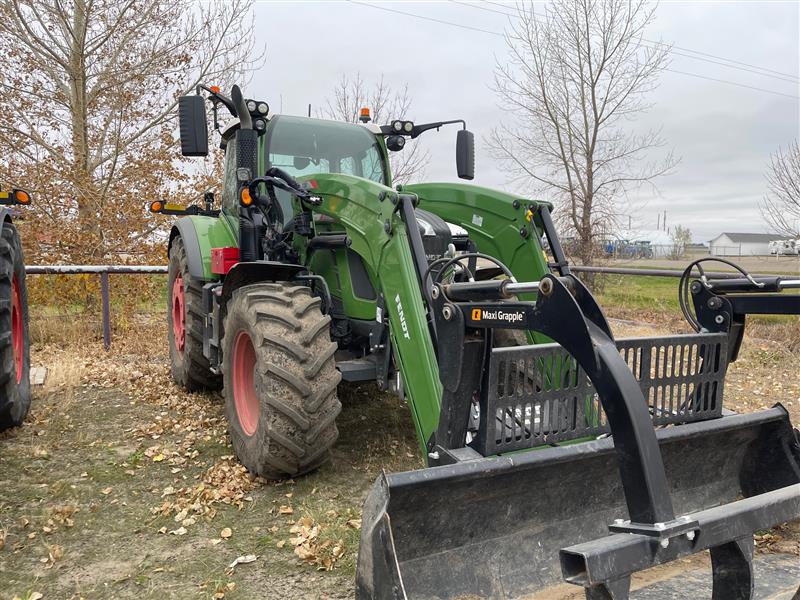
{"left": 308, "top": 104, "right": 312, "bottom": 117}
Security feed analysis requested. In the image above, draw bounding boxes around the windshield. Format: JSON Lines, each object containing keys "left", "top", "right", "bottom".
{"left": 264, "top": 115, "right": 389, "bottom": 185}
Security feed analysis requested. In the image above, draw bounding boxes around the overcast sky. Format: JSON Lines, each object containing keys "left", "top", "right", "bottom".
{"left": 248, "top": 1, "right": 799, "bottom": 241}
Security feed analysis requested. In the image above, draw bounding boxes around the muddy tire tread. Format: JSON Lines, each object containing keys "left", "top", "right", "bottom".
{"left": 223, "top": 283, "right": 341, "bottom": 479}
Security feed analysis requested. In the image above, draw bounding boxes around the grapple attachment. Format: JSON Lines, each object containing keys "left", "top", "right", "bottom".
{"left": 356, "top": 270, "right": 800, "bottom": 599}
{"left": 358, "top": 406, "right": 799, "bottom": 599}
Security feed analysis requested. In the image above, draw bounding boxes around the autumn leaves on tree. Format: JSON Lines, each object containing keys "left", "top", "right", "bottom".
{"left": 0, "top": 0, "right": 261, "bottom": 264}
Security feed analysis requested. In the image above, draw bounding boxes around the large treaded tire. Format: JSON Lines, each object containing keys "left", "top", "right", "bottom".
{"left": 0, "top": 220, "right": 30, "bottom": 431}
{"left": 167, "top": 236, "right": 220, "bottom": 391}
{"left": 222, "top": 283, "right": 342, "bottom": 479}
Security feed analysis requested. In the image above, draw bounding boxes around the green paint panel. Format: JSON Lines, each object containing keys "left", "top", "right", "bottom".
{"left": 180, "top": 215, "right": 237, "bottom": 280}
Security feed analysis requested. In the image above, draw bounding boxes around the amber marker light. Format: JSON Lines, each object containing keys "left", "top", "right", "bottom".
{"left": 13, "top": 190, "right": 30, "bottom": 205}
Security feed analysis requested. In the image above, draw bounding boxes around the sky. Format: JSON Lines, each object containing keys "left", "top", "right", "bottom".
{"left": 247, "top": 1, "right": 800, "bottom": 242}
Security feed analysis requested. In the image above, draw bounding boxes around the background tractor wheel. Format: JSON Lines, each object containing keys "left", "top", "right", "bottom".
{"left": 167, "top": 236, "right": 220, "bottom": 391}
{"left": 0, "top": 220, "right": 30, "bottom": 431}
{"left": 222, "top": 283, "right": 342, "bottom": 479}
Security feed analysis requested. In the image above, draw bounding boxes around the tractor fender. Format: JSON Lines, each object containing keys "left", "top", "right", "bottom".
{"left": 220, "top": 261, "right": 306, "bottom": 307}
{"left": 168, "top": 215, "right": 237, "bottom": 281}
{"left": 168, "top": 219, "right": 205, "bottom": 280}
{"left": 0, "top": 207, "right": 13, "bottom": 224}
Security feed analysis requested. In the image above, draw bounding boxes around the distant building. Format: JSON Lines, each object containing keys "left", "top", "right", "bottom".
{"left": 708, "top": 232, "right": 792, "bottom": 256}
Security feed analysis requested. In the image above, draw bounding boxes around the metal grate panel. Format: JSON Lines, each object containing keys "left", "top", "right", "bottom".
{"left": 481, "top": 333, "right": 728, "bottom": 455}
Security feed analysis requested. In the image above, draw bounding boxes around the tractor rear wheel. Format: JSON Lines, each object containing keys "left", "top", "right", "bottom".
{"left": 168, "top": 235, "right": 220, "bottom": 391}
{"left": 0, "top": 220, "right": 30, "bottom": 431}
{"left": 222, "top": 283, "right": 342, "bottom": 479}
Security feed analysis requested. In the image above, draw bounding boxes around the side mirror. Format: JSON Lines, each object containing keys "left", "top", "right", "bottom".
{"left": 456, "top": 129, "right": 475, "bottom": 180}
{"left": 178, "top": 95, "right": 209, "bottom": 157}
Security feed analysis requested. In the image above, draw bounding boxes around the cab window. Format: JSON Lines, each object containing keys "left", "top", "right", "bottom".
{"left": 264, "top": 115, "right": 389, "bottom": 185}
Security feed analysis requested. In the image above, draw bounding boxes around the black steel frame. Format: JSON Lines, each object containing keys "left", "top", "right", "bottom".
{"left": 420, "top": 205, "right": 800, "bottom": 599}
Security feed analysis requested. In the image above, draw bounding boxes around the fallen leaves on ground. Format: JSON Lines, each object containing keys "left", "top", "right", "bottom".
{"left": 48, "top": 543, "right": 64, "bottom": 563}
{"left": 285, "top": 516, "right": 346, "bottom": 571}
{"left": 756, "top": 523, "right": 800, "bottom": 556}
{"left": 150, "top": 459, "right": 261, "bottom": 527}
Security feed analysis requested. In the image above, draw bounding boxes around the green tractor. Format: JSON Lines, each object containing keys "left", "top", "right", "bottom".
{"left": 155, "top": 84, "right": 800, "bottom": 599}
{"left": 0, "top": 186, "right": 31, "bottom": 431}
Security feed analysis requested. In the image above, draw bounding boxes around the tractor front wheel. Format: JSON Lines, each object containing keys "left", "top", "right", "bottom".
{"left": 222, "top": 283, "right": 341, "bottom": 479}
{"left": 167, "top": 235, "right": 220, "bottom": 391}
{"left": 0, "top": 220, "right": 30, "bottom": 431}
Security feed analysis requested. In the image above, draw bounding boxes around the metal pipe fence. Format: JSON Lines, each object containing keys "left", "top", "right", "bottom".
{"left": 24, "top": 264, "right": 793, "bottom": 350}
{"left": 570, "top": 265, "right": 791, "bottom": 278}
{"left": 26, "top": 265, "right": 167, "bottom": 350}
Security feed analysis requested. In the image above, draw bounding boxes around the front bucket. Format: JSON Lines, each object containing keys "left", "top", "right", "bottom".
{"left": 356, "top": 407, "right": 800, "bottom": 599}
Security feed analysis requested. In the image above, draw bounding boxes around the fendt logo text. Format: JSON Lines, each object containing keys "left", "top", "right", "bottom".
{"left": 395, "top": 294, "right": 411, "bottom": 339}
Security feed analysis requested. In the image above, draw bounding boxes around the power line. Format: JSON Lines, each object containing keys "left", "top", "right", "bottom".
{"left": 347, "top": 0, "right": 503, "bottom": 36}
{"left": 453, "top": 0, "right": 800, "bottom": 83}
{"left": 665, "top": 68, "right": 799, "bottom": 99}
{"left": 348, "top": 0, "right": 800, "bottom": 100}
{"left": 451, "top": 0, "right": 517, "bottom": 17}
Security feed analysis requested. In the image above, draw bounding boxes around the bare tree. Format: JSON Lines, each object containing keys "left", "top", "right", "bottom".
{"left": 0, "top": 0, "right": 261, "bottom": 262}
{"left": 669, "top": 224, "right": 692, "bottom": 260}
{"left": 761, "top": 140, "right": 800, "bottom": 237}
{"left": 322, "top": 73, "right": 429, "bottom": 185}
{"left": 491, "top": 0, "right": 676, "bottom": 268}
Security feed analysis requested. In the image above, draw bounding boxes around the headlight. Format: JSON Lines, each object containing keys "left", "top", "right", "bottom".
{"left": 392, "top": 120, "right": 403, "bottom": 132}
{"left": 246, "top": 100, "right": 256, "bottom": 112}
{"left": 257, "top": 102, "right": 269, "bottom": 115}
{"left": 386, "top": 135, "right": 405, "bottom": 151}
{"left": 254, "top": 119, "right": 266, "bottom": 131}
{"left": 403, "top": 121, "right": 414, "bottom": 133}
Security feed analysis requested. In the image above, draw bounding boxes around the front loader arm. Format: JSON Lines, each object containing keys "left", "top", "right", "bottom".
{"left": 405, "top": 182, "right": 554, "bottom": 344}
{"left": 300, "top": 174, "right": 442, "bottom": 456}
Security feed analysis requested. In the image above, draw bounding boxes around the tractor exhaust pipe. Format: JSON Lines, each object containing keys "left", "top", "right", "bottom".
{"left": 230, "top": 85, "right": 252, "bottom": 130}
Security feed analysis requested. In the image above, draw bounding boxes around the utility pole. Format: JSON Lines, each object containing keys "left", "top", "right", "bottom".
{"left": 663, "top": 210, "right": 667, "bottom": 232}
{"left": 657, "top": 213, "right": 660, "bottom": 230}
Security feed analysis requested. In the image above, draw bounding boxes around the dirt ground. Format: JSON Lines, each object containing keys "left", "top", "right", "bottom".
{"left": 0, "top": 310, "right": 798, "bottom": 599}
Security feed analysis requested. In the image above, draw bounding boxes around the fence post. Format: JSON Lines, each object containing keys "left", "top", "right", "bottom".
{"left": 100, "top": 271, "right": 111, "bottom": 351}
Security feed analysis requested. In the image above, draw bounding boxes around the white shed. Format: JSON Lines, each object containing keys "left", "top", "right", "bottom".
{"left": 708, "top": 233, "right": 790, "bottom": 256}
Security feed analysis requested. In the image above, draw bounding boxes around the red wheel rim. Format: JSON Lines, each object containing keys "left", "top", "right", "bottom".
{"left": 171, "top": 274, "right": 185, "bottom": 356}
{"left": 11, "top": 275, "right": 22, "bottom": 384}
{"left": 232, "top": 330, "right": 258, "bottom": 436}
